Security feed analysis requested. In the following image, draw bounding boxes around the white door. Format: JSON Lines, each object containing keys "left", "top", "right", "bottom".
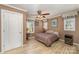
{"left": 1, "top": 9, "right": 23, "bottom": 52}
{"left": 1, "top": 10, "right": 10, "bottom": 51}
{"left": 11, "top": 13, "right": 23, "bottom": 48}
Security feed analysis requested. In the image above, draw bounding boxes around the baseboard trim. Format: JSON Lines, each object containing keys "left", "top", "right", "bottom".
{"left": 0, "top": 51, "right": 4, "bottom": 54}
{"left": 59, "top": 39, "right": 79, "bottom": 46}
{"left": 73, "top": 43, "right": 79, "bottom": 46}
{"left": 59, "top": 39, "right": 64, "bottom": 42}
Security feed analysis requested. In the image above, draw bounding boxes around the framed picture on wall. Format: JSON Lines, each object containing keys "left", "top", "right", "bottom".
{"left": 51, "top": 19, "right": 58, "bottom": 28}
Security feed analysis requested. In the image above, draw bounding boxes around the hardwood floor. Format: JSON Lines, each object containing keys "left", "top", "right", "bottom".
{"left": 3, "top": 37, "right": 79, "bottom": 54}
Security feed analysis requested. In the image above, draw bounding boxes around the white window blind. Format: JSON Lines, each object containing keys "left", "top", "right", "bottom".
{"left": 27, "top": 20, "right": 35, "bottom": 33}
{"left": 64, "top": 17, "right": 75, "bottom": 31}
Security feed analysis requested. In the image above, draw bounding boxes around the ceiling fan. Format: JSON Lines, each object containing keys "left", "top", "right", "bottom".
{"left": 36, "top": 10, "right": 50, "bottom": 20}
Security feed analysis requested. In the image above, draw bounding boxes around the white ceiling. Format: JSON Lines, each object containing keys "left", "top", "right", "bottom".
{"left": 10, "top": 4, "right": 79, "bottom": 17}
{"left": 10, "top": 4, "right": 39, "bottom": 14}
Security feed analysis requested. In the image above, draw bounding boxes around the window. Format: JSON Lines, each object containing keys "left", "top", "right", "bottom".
{"left": 51, "top": 19, "right": 58, "bottom": 28}
{"left": 27, "top": 20, "right": 35, "bottom": 33}
{"left": 64, "top": 17, "right": 75, "bottom": 31}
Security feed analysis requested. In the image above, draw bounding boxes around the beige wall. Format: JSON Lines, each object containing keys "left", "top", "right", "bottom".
{"left": 48, "top": 15, "right": 79, "bottom": 44}
{"left": 48, "top": 16, "right": 64, "bottom": 39}
{"left": 35, "top": 20, "right": 44, "bottom": 33}
{"left": 64, "top": 15, "right": 79, "bottom": 44}
{"left": 0, "top": 4, "right": 27, "bottom": 52}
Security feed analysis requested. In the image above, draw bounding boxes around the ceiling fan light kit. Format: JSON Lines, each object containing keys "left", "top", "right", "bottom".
{"left": 36, "top": 15, "right": 46, "bottom": 20}
{"left": 36, "top": 10, "right": 50, "bottom": 21}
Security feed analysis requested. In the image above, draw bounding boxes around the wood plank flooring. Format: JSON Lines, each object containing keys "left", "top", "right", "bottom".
{"left": 3, "top": 37, "right": 79, "bottom": 54}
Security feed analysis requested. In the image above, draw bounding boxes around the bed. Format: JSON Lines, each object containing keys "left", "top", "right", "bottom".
{"left": 35, "top": 30, "right": 59, "bottom": 47}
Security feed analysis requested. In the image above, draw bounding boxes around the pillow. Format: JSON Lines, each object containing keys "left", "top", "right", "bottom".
{"left": 46, "top": 30, "right": 59, "bottom": 37}
{"left": 54, "top": 32, "right": 59, "bottom": 37}
{"left": 45, "top": 30, "right": 54, "bottom": 33}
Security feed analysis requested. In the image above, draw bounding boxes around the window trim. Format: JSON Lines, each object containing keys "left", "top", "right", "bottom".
{"left": 64, "top": 17, "right": 75, "bottom": 31}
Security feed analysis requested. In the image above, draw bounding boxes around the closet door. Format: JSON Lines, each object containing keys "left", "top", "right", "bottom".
{"left": 1, "top": 9, "right": 23, "bottom": 52}
{"left": 1, "top": 9, "right": 11, "bottom": 51}
{"left": 11, "top": 12, "right": 23, "bottom": 48}
{"left": 17, "top": 13, "right": 23, "bottom": 47}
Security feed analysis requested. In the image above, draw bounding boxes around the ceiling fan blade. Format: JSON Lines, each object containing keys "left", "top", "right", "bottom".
{"left": 42, "top": 13, "right": 50, "bottom": 15}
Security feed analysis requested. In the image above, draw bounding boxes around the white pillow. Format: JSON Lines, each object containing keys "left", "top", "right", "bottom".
{"left": 46, "top": 30, "right": 54, "bottom": 33}
{"left": 54, "top": 32, "right": 59, "bottom": 37}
